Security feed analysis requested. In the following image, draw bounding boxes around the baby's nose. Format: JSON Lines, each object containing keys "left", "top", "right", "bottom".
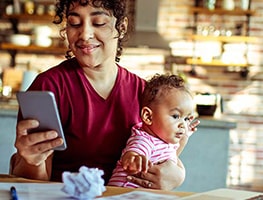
{"left": 178, "top": 119, "right": 186, "bottom": 128}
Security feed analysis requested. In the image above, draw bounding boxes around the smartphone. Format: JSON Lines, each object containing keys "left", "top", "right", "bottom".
{"left": 16, "top": 91, "right": 67, "bottom": 151}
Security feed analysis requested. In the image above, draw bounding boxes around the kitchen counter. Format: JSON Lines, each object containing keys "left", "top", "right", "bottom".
{"left": 0, "top": 98, "right": 18, "bottom": 116}
{"left": 0, "top": 108, "right": 18, "bottom": 116}
{"left": 0, "top": 102, "right": 18, "bottom": 174}
{"left": 198, "top": 115, "right": 236, "bottom": 129}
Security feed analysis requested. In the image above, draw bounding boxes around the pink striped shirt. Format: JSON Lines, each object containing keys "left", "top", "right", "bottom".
{"left": 108, "top": 122, "right": 179, "bottom": 188}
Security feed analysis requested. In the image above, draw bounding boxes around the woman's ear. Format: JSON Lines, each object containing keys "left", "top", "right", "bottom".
{"left": 141, "top": 106, "right": 153, "bottom": 125}
{"left": 120, "top": 17, "right": 128, "bottom": 38}
{"left": 122, "top": 17, "right": 128, "bottom": 32}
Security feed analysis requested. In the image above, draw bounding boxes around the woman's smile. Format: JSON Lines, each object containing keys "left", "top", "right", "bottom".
{"left": 77, "top": 43, "right": 100, "bottom": 54}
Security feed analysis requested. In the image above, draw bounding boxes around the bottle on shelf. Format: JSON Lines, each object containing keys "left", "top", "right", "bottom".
{"left": 240, "top": 0, "right": 250, "bottom": 10}
{"left": 24, "top": 0, "right": 34, "bottom": 15}
{"left": 13, "top": 0, "right": 21, "bottom": 14}
{"left": 204, "top": 0, "right": 217, "bottom": 10}
{"left": 222, "top": 0, "right": 235, "bottom": 10}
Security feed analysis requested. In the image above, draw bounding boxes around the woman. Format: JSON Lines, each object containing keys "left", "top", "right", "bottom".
{"left": 11, "top": 0, "right": 198, "bottom": 190}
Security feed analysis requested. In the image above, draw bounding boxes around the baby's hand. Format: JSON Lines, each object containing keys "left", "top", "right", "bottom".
{"left": 121, "top": 152, "right": 152, "bottom": 175}
{"left": 186, "top": 115, "right": 200, "bottom": 137}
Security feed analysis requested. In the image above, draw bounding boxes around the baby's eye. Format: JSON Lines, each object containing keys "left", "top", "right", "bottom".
{"left": 172, "top": 114, "right": 180, "bottom": 119}
{"left": 184, "top": 117, "right": 190, "bottom": 122}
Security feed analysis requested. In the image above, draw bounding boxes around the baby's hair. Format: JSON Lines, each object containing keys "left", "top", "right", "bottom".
{"left": 141, "top": 74, "right": 191, "bottom": 109}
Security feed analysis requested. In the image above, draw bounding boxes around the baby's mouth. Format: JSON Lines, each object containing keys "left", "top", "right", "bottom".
{"left": 175, "top": 132, "right": 183, "bottom": 139}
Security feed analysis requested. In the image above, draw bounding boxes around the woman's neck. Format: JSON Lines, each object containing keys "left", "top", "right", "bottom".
{"left": 83, "top": 63, "right": 118, "bottom": 99}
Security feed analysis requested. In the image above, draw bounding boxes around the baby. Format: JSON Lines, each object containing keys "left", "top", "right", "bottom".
{"left": 108, "top": 74, "right": 198, "bottom": 188}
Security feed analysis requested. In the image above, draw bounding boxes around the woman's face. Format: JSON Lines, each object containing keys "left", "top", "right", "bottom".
{"left": 66, "top": 3, "right": 125, "bottom": 69}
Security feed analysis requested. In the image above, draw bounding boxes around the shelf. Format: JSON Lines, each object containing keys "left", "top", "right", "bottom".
{"left": 190, "top": 35, "right": 259, "bottom": 43}
{"left": 189, "top": 7, "right": 256, "bottom": 16}
{"left": 0, "top": 13, "right": 64, "bottom": 66}
{"left": 184, "top": 4, "right": 255, "bottom": 78}
{"left": 0, "top": 43, "right": 66, "bottom": 54}
{"left": 2, "top": 14, "right": 55, "bottom": 22}
{"left": 187, "top": 58, "right": 251, "bottom": 67}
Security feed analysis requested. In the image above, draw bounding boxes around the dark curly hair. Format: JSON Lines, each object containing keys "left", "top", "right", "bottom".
{"left": 53, "top": 0, "right": 129, "bottom": 62}
{"left": 141, "top": 74, "right": 192, "bottom": 109}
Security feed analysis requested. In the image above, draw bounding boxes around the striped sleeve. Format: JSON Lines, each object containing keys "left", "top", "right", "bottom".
{"left": 121, "top": 128, "right": 154, "bottom": 159}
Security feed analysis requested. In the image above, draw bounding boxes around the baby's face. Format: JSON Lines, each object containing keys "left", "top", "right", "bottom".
{"left": 149, "top": 89, "right": 194, "bottom": 144}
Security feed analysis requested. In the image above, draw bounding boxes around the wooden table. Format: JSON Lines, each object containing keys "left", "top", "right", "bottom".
{"left": 0, "top": 174, "right": 194, "bottom": 198}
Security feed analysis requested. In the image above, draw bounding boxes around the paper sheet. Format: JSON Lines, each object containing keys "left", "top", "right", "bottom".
{"left": 0, "top": 182, "right": 69, "bottom": 200}
{"left": 0, "top": 182, "right": 178, "bottom": 200}
{"left": 98, "top": 191, "right": 178, "bottom": 200}
{"left": 180, "top": 188, "right": 263, "bottom": 200}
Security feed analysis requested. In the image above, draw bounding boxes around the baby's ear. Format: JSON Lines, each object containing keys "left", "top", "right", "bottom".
{"left": 141, "top": 106, "right": 153, "bottom": 125}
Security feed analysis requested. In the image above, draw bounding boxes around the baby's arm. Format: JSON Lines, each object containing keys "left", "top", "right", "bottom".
{"left": 121, "top": 151, "right": 152, "bottom": 175}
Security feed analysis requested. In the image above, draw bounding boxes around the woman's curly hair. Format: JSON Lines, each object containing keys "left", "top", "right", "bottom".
{"left": 53, "top": 0, "right": 129, "bottom": 62}
{"left": 141, "top": 74, "right": 192, "bottom": 109}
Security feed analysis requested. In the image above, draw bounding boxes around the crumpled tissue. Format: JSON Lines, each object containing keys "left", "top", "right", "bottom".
{"left": 61, "top": 166, "right": 106, "bottom": 200}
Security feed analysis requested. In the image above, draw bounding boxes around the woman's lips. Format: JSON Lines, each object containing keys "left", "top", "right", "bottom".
{"left": 77, "top": 44, "right": 99, "bottom": 54}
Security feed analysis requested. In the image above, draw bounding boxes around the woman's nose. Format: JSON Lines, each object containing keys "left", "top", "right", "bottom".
{"left": 80, "top": 22, "right": 94, "bottom": 40}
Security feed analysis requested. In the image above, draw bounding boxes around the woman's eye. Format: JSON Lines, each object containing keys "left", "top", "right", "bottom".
{"left": 67, "top": 20, "right": 81, "bottom": 27}
{"left": 67, "top": 16, "right": 81, "bottom": 26}
{"left": 69, "top": 23, "right": 81, "bottom": 27}
{"left": 93, "top": 22, "right": 106, "bottom": 27}
{"left": 92, "top": 17, "right": 108, "bottom": 27}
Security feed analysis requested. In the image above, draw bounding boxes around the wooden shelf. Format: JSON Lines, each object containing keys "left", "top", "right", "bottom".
{"left": 0, "top": 43, "right": 66, "bottom": 54}
{"left": 190, "top": 35, "right": 259, "bottom": 43}
{"left": 187, "top": 58, "right": 251, "bottom": 67}
{"left": 184, "top": 5, "right": 255, "bottom": 78}
{"left": 2, "top": 14, "right": 55, "bottom": 22}
{"left": 189, "top": 7, "right": 256, "bottom": 16}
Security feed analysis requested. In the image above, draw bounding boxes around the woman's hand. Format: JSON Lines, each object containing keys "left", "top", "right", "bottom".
{"left": 15, "top": 119, "right": 63, "bottom": 166}
{"left": 127, "top": 159, "right": 185, "bottom": 190}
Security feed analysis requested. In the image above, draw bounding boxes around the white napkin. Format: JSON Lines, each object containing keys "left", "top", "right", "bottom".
{"left": 62, "top": 166, "right": 106, "bottom": 200}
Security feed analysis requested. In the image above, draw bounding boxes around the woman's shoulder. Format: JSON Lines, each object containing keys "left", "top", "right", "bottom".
{"left": 43, "top": 58, "right": 79, "bottom": 75}
{"left": 117, "top": 64, "right": 146, "bottom": 90}
{"left": 34, "top": 58, "right": 80, "bottom": 83}
{"left": 117, "top": 64, "right": 145, "bottom": 82}
{"left": 29, "top": 58, "right": 80, "bottom": 90}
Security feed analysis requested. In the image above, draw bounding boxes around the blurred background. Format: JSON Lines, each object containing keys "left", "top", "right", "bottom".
{"left": 0, "top": 0, "right": 263, "bottom": 193}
